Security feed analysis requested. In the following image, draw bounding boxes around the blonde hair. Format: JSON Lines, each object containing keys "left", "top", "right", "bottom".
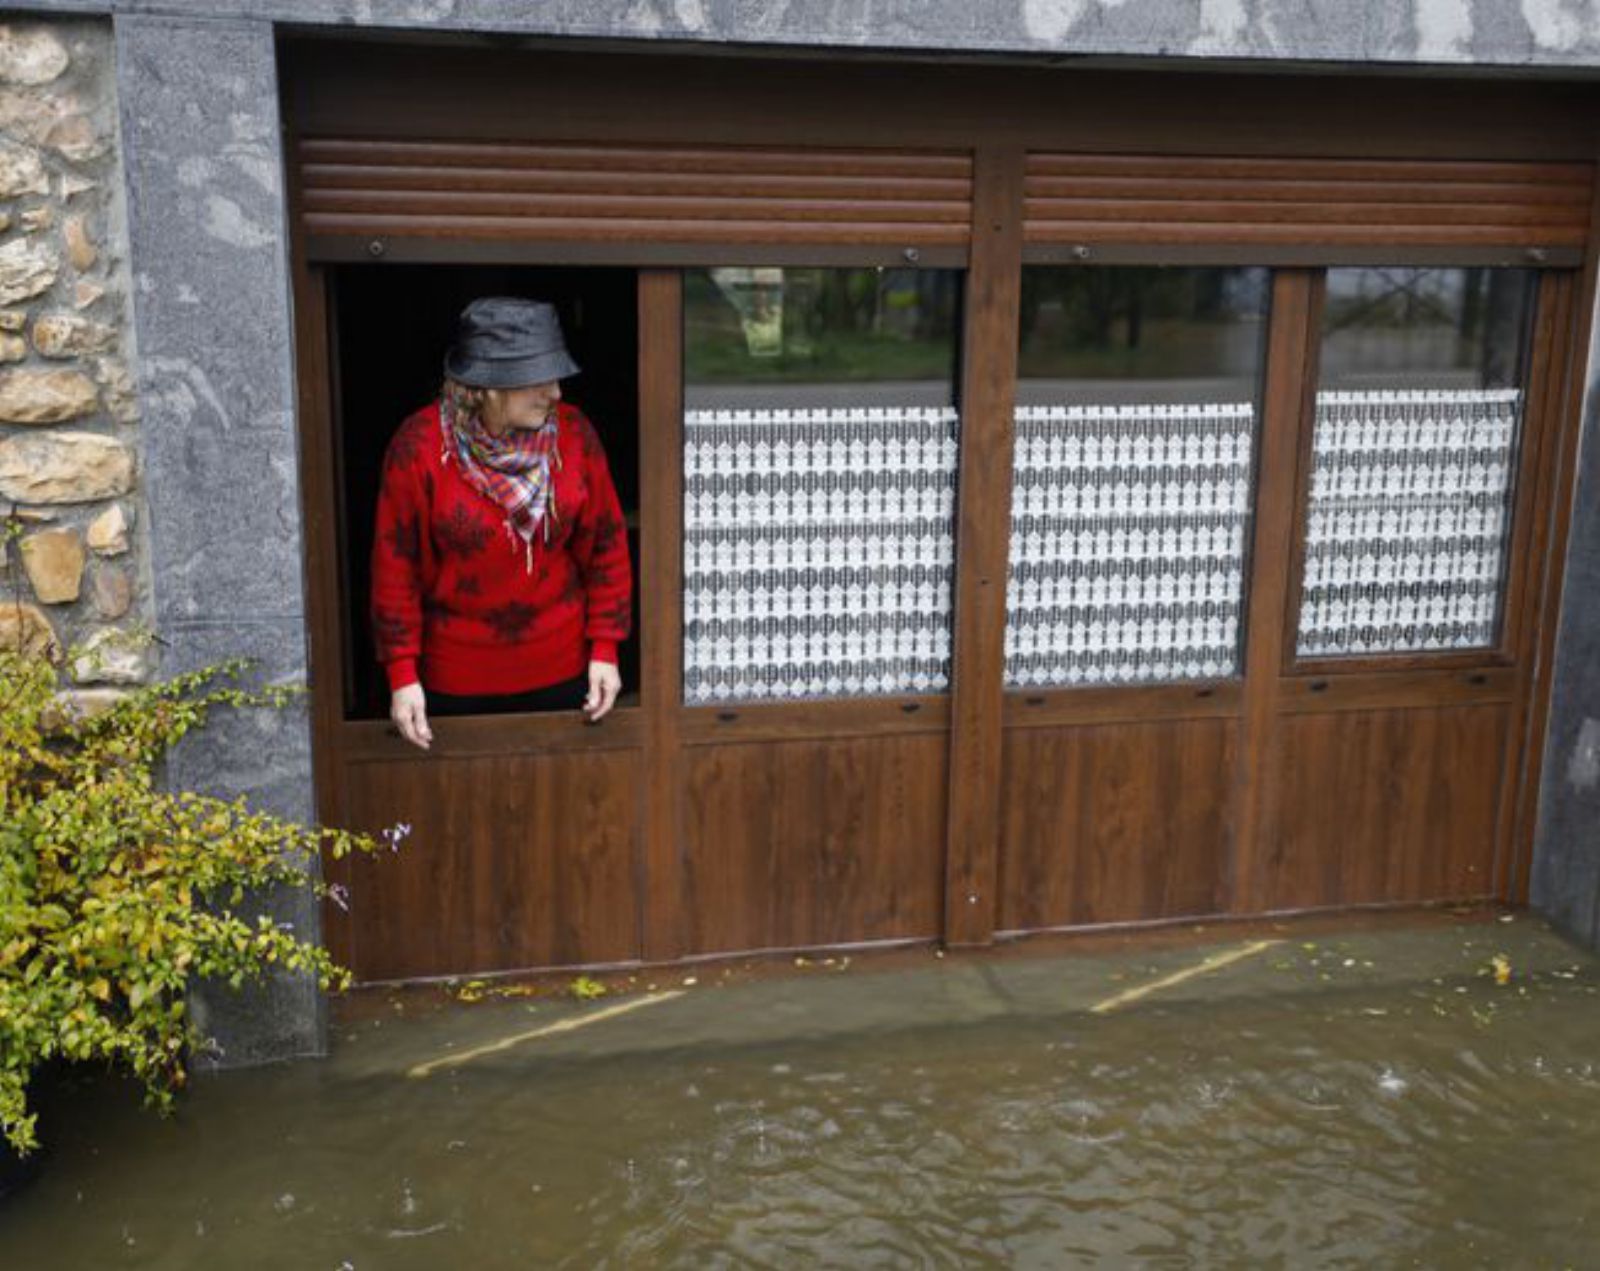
{"left": 441, "top": 377, "right": 493, "bottom": 426}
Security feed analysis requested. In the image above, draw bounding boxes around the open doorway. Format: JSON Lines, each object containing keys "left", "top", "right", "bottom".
{"left": 329, "top": 264, "right": 640, "bottom": 721}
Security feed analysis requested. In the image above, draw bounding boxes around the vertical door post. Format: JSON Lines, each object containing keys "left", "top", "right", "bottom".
{"left": 944, "top": 146, "right": 1025, "bottom": 946}
{"left": 1229, "top": 269, "right": 1320, "bottom": 913}
{"left": 639, "top": 269, "right": 689, "bottom": 961}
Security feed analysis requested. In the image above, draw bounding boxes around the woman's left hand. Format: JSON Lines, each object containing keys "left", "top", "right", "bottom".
{"left": 584, "top": 660, "right": 622, "bottom": 722}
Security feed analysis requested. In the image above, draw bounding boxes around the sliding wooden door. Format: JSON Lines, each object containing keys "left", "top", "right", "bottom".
{"left": 281, "top": 42, "right": 1598, "bottom": 980}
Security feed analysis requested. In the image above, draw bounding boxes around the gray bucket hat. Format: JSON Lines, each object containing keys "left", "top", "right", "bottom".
{"left": 443, "top": 296, "right": 580, "bottom": 388}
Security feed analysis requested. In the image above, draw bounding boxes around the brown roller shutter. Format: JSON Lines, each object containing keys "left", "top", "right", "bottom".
{"left": 296, "top": 137, "right": 972, "bottom": 249}
{"left": 1024, "top": 154, "right": 1594, "bottom": 256}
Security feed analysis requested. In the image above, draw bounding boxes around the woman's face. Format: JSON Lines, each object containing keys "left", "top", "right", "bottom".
{"left": 482, "top": 380, "right": 561, "bottom": 433}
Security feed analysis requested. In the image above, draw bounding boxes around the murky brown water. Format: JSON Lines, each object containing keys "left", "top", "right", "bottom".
{"left": 3, "top": 918, "right": 1600, "bottom": 1268}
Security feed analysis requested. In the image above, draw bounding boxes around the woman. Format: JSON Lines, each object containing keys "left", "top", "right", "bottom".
{"left": 370, "top": 296, "right": 632, "bottom": 750}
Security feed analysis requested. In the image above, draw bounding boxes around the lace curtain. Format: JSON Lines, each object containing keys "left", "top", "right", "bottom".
{"left": 1297, "top": 388, "right": 1521, "bottom": 657}
{"left": 1005, "top": 402, "right": 1256, "bottom": 687}
{"left": 683, "top": 406, "right": 960, "bottom": 703}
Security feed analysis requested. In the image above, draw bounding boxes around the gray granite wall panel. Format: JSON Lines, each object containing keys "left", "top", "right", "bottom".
{"left": 115, "top": 14, "right": 324, "bottom": 1065}
{"left": 1532, "top": 291, "right": 1600, "bottom": 951}
{"left": 7, "top": 1, "right": 1600, "bottom": 69}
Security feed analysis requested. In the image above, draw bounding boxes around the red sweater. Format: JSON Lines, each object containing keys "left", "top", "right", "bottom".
{"left": 370, "top": 399, "right": 632, "bottom": 695}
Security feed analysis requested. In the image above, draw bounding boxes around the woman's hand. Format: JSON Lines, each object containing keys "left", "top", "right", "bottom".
{"left": 584, "top": 660, "right": 621, "bottom": 722}
{"left": 391, "top": 683, "right": 433, "bottom": 750}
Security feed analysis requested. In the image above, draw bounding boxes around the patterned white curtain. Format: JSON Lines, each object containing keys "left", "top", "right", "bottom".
{"left": 1297, "top": 388, "right": 1521, "bottom": 657}
{"left": 1005, "top": 402, "right": 1256, "bottom": 687}
{"left": 683, "top": 406, "right": 960, "bottom": 703}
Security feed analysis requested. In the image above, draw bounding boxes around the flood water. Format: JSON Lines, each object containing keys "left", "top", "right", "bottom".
{"left": 3, "top": 913, "right": 1599, "bottom": 1267}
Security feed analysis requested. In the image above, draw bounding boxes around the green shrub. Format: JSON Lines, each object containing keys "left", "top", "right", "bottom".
{"left": 0, "top": 633, "right": 386, "bottom": 1154}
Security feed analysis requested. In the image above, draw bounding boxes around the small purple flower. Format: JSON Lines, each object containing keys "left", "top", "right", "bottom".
{"left": 328, "top": 883, "right": 350, "bottom": 913}
{"left": 379, "top": 822, "right": 413, "bottom": 852}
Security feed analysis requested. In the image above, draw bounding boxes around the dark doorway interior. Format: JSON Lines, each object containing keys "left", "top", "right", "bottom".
{"left": 330, "top": 264, "right": 641, "bottom": 720}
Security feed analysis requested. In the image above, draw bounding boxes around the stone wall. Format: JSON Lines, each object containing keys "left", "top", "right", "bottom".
{"left": 1531, "top": 318, "right": 1600, "bottom": 947}
{"left": 0, "top": 17, "right": 147, "bottom": 711}
{"left": 113, "top": 13, "right": 322, "bottom": 1065}
{"left": 6, "top": 0, "right": 1600, "bottom": 70}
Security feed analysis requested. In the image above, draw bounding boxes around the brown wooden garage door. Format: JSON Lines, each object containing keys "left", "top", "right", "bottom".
{"left": 282, "top": 41, "right": 1598, "bottom": 982}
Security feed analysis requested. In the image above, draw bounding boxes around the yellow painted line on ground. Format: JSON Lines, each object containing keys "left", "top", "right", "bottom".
{"left": 408, "top": 990, "right": 686, "bottom": 1079}
{"left": 1089, "top": 939, "right": 1282, "bottom": 1015}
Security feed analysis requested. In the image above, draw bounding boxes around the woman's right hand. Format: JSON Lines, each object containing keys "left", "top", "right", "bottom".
{"left": 391, "top": 683, "right": 433, "bottom": 750}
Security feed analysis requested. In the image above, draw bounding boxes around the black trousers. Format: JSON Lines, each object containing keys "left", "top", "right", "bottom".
{"left": 425, "top": 672, "right": 589, "bottom": 717}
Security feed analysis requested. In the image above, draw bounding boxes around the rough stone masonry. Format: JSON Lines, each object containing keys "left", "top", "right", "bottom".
{"left": 0, "top": 18, "right": 149, "bottom": 714}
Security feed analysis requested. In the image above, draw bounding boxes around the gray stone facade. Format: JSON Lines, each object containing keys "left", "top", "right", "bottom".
{"left": 0, "top": 17, "right": 145, "bottom": 700}
{"left": 7, "top": 1, "right": 1600, "bottom": 69}
{"left": 0, "top": 1, "right": 1596, "bottom": 1066}
{"left": 1531, "top": 316, "right": 1600, "bottom": 948}
{"left": 114, "top": 14, "right": 322, "bottom": 1064}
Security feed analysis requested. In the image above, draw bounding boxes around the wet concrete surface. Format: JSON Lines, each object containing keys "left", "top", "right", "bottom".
{"left": 3, "top": 908, "right": 1599, "bottom": 1267}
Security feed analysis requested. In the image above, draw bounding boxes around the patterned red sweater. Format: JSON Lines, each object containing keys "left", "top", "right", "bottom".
{"left": 370, "top": 399, "right": 632, "bottom": 695}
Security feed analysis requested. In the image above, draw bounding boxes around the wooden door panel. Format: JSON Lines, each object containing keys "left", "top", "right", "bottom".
{"left": 997, "top": 718, "right": 1237, "bottom": 931}
{"left": 680, "top": 734, "right": 947, "bottom": 954}
{"left": 1263, "top": 704, "right": 1508, "bottom": 910}
{"left": 337, "top": 749, "right": 642, "bottom": 980}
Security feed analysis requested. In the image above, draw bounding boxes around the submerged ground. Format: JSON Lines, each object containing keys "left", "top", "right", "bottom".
{"left": 2, "top": 908, "right": 1598, "bottom": 1267}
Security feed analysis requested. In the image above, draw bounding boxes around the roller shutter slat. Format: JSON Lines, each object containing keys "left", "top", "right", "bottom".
{"left": 1021, "top": 221, "right": 1588, "bottom": 247}
{"left": 301, "top": 213, "right": 973, "bottom": 244}
{"left": 303, "top": 164, "right": 972, "bottom": 201}
{"left": 301, "top": 138, "right": 972, "bottom": 178}
{"left": 303, "top": 189, "right": 973, "bottom": 224}
{"left": 1027, "top": 176, "right": 1591, "bottom": 208}
{"left": 1026, "top": 154, "right": 1591, "bottom": 184}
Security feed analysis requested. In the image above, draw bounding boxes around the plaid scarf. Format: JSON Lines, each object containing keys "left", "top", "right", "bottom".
{"left": 440, "top": 390, "right": 562, "bottom": 572}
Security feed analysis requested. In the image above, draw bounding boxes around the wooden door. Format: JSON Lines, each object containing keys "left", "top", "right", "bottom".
{"left": 299, "top": 260, "right": 967, "bottom": 981}
{"left": 293, "top": 257, "right": 655, "bottom": 982}
{"left": 991, "top": 261, "right": 1273, "bottom": 932}
{"left": 282, "top": 46, "right": 1598, "bottom": 979}
{"left": 988, "top": 258, "right": 1580, "bottom": 936}
{"left": 289, "top": 135, "right": 980, "bottom": 982}
{"left": 1246, "top": 266, "right": 1578, "bottom": 913}
{"left": 980, "top": 151, "right": 1593, "bottom": 939}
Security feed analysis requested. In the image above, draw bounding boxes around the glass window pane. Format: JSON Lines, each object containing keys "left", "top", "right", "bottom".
{"left": 1297, "top": 268, "right": 1535, "bottom": 658}
{"left": 1007, "top": 267, "right": 1268, "bottom": 688}
{"left": 682, "top": 267, "right": 961, "bottom": 703}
